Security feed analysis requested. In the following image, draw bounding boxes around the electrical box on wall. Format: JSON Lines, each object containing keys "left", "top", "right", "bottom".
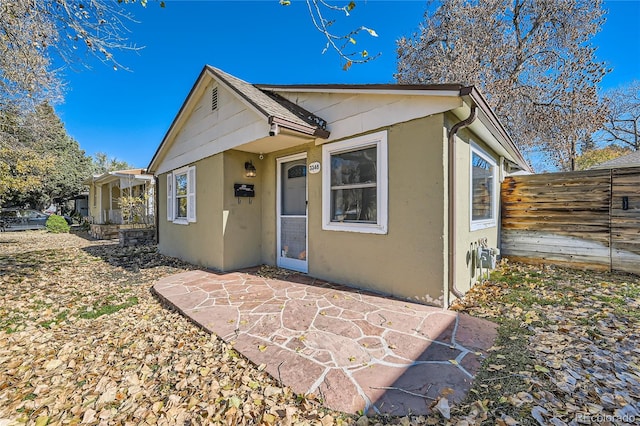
{"left": 480, "top": 248, "right": 498, "bottom": 269}
{"left": 234, "top": 183, "right": 255, "bottom": 198}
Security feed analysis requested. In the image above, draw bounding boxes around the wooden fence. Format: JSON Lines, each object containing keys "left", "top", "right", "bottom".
{"left": 501, "top": 167, "right": 640, "bottom": 275}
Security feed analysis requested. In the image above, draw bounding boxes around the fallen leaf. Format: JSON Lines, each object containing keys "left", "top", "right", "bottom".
{"left": 35, "top": 415, "right": 49, "bottom": 426}
{"left": 531, "top": 405, "right": 548, "bottom": 425}
{"left": 534, "top": 365, "right": 549, "bottom": 373}
{"left": 435, "top": 397, "right": 450, "bottom": 419}
{"left": 44, "top": 359, "right": 62, "bottom": 370}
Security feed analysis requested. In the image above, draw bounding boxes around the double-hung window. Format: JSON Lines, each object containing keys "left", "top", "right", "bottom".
{"left": 167, "top": 165, "right": 196, "bottom": 224}
{"left": 322, "top": 130, "right": 388, "bottom": 234}
{"left": 470, "top": 144, "right": 497, "bottom": 230}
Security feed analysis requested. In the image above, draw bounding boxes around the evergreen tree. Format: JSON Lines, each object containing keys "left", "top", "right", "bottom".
{"left": 0, "top": 104, "right": 92, "bottom": 208}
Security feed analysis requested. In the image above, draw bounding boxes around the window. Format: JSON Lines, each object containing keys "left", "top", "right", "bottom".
{"left": 167, "top": 166, "right": 196, "bottom": 224}
{"left": 287, "top": 165, "right": 306, "bottom": 179}
{"left": 470, "top": 144, "right": 497, "bottom": 230}
{"left": 175, "top": 172, "right": 188, "bottom": 219}
{"left": 322, "top": 131, "right": 388, "bottom": 234}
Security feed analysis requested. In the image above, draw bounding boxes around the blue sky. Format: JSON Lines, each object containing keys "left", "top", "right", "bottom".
{"left": 54, "top": 0, "right": 640, "bottom": 169}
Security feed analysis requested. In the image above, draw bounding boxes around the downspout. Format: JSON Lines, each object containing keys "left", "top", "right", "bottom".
{"left": 447, "top": 106, "right": 478, "bottom": 301}
{"left": 497, "top": 157, "right": 505, "bottom": 257}
{"left": 154, "top": 176, "right": 160, "bottom": 244}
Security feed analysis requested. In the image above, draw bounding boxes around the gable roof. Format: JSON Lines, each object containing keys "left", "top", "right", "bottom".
{"left": 83, "top": 169, "right": 153, "bottom": 186}
{"left": 258, "top": 84, "right": 529, "bottom": 172}
{"left": 208, "top": 67, "right": 330, "bottom": 138}
{"left": 147, "top": 66, "right": 330, "bottom": 172}
{"left": 148, "top": 66, "right": 532, "bottom": 174}
{"left": 591, "top": 150, "right": 640, "bottom": 169}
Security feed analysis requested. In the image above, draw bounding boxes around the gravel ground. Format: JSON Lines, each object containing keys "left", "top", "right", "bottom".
{"left": 0, "top": 230, "right": 353, "bottom": 426}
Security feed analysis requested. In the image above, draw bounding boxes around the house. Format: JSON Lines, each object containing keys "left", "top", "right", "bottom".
{"left": 147, "top": 66, "right": 531, "bottom": 306}
{"left": 590, "top": 149, "right": 640, "bottom": 169}
{"left": 71, "top": 192, "right": 89, "bottom": 218}
{"left": 83, "top": 169, "right": 155, "bottom": 238}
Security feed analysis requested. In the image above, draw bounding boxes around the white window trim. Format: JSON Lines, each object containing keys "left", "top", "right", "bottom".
{"left": 167, "top": 165, "right": 196, "bottom": 225}
{"left": 276, "top": 152, "right": 308, "bottom": 273}
{"left": 322, "top": 130, "right": 388, "bottom": 234}
{"left": 470, "top": 143, "right": 498, "bottom": 231}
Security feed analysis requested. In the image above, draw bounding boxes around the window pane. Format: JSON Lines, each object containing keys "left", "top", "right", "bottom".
{"left": 282, "top": 161, "right": 307, "bottom": 216}
{"left": 331, "top": 187, "right": 377, "bottom": 222}
{"left": 175, "top": 173, "right": 188, "bottom": 196}
{"left": 331, "top": 147, "right": 377, "bottom": 186}
{"left": 287, "top": 165, "right": 307, "bottom": 179}
{"left": 176, "top": 197, "right": 187, "bottom": 218}
{"left": 472, "top": 152, "right": 494, "bottom": 221}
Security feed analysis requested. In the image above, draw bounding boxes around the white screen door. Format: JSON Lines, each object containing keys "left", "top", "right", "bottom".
{"left": 277, "top": 153, "right": 308, "bottom": 273}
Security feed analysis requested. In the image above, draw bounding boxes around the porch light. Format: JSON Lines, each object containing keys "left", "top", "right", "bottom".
{"left": 245, "top": 161, "right": 257, "bottom": 178}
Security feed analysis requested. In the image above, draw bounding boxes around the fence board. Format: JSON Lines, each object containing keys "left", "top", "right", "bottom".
{"left": 501, "top": 167, "right": 640, "bottom": 275}
{"left": 611, "top": 167, "right": 640, "bottom": 274}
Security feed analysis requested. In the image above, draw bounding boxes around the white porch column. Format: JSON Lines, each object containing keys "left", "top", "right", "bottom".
{"left": 109, "top": 182, "right": 113, "bottom": 222}
{"left": 96, "top": 184, "right": 103, "bottom": 224}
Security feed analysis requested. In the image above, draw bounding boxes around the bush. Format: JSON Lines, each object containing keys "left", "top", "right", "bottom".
{"left": 119, "top": 194, "right": 152, "bottom": 226}
{"left": 46, "top": 214, "right": 70, "bottom": 233}
{"left": 79, "top": 219, "right": 90, "bottom": 231}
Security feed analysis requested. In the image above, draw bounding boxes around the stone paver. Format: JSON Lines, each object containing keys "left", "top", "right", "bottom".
{"left": 153, "top": 269, "right": 497, "bottom": 415}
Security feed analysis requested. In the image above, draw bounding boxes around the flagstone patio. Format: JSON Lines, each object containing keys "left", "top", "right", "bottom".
{"left": 152, "top": 269, "right": 498, "bottom": 416}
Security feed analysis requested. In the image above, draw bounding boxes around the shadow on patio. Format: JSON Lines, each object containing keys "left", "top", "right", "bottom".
{"left": 152, "top": 267, "right": 497, "bottom": 416}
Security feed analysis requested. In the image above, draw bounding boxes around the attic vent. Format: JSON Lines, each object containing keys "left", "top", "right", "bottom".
{"left": 211, "top": 87, "right": 218, "bottom": 111}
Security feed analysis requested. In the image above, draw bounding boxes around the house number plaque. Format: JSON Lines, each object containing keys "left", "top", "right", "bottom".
{"left": 308, "top": 162, "right": 321, "bottom": 174}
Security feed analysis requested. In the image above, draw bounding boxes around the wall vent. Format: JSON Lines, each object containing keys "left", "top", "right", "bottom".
{"left": 211, "top": 87, "right": 218, "bottom": 111}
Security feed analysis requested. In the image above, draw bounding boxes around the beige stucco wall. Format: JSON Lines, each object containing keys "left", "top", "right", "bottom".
{"left": 259, "top": 115, "right": 448, "bottom": 305}
{"left": 155, "top": 111, "right": 507, "bottom": 307}
{"left": 450, "top": 118, "right": 501, "bottom": 298}
{"left": 157, "top": 151, "right": 263, "bottom": 271}
{"left": 158, "top": 154, "right": 225, "bottom": 269}
{"left": 221, "top": 150, "right": 263, "bottom": 270}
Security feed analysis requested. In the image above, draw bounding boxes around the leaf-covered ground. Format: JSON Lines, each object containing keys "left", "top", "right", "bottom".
{"left": 452, "top": 261, "right": 640, "bottom": 425}
{"left": 0, "top": 231, "right": 351, "bottom": 425}
{"left": 0, "top": 231, "right": 638, "bottom": 425}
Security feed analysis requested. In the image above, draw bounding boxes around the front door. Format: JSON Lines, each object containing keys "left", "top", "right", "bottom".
{"left": 277, "top": 153, "right": 308, "bottom": 273}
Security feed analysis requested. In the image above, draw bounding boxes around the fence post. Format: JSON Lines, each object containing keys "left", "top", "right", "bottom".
{"left": 608, "top": 169, "right": 613, "bottom": 272}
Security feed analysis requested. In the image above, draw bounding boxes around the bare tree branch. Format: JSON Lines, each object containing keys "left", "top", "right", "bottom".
{"left": 283, "top": 0, "right": 380, "bottom": 70}
{"left": 396, "top": 0, "right": 608, "bottom": 171}
{"left": 596, "top": 81, "right": 640, "bottom": 150}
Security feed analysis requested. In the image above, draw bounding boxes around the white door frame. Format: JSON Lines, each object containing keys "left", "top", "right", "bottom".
{"left": 276, "top": 152, "right": 308, "bottom": 273}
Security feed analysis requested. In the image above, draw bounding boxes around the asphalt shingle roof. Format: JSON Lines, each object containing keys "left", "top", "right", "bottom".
{"left": 592, "top": 150, "right": 640, "bottom": 169}
{"left": 207, "top": 66, "right": 328, "bottom": 137}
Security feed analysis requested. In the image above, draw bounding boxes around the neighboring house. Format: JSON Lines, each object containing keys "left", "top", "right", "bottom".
{"left": 590, "top": 150, "right": 640, "bottom": 169}
{"left": 147, "top": 66, "right": 531, "bottom": 307}
{"left": 71, "top": 192, "right": 89, "bottom": 218}
{"left": 84, "top": 169, "right": 155, "bottom": 225}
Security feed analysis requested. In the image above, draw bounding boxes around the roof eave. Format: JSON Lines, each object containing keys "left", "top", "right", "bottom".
{"left": 206, "top": 65, "right": 273, "bottom": 123}
{"left": 148, "top": 66, "right": 330, "bottom": 174}
{"left": 147, "top": 66, "right": 211, "bottom": 173}
{"left": 269, "top": 116, "right": 330, "bottom": 139}
{"left": 460, "top": 86, "right": 532, "bottom": 173}
{"left": 256, "top": 83, "right": 465, "bottom": 96}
